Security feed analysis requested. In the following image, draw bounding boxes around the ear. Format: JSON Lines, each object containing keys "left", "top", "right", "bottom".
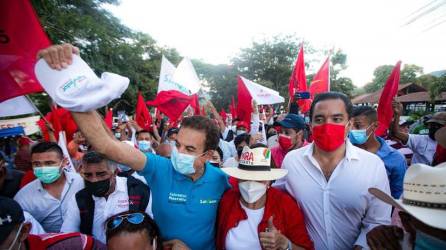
{"left": 19, "top": 222, "right": 31, "bottom": 242}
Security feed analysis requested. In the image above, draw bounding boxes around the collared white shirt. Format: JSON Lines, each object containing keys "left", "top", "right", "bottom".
{"left": 14, "top": 170, "right": 84, "bottom": 233}
{"left": 406, "top": 134, "right": 437, "bottom": 165}
{"left": 274, "top": 141, "right": 391, "bottom": 250}
{"left": 60, "top": 176, "right": 152, "bottom": 243}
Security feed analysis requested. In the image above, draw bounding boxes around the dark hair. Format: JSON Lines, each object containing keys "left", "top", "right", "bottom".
{"left": 136, "top": 130, "right": 154, "bottom": 138}
{"left": 82, "top": 151, "right": 107, "bottom": 164}
{"left": 234, "top": 133, "right": 251, "bottom": 148}
{"left": 31, "top": 142, "right": 63, "bottom": 159}
{"left": 180, "top": 116, "right": 220, "bottom": 152}
{"left": 215, "top": 147, "right": 223, "bottom": 161}
{"left": 309, "top": 92, "right": 353, "bottom": 122}
{"left": 352, "top": 106, "right": 377, "bottom": 122}
{"left": 105, "top": 211, "right": 162, "bottom": 250}
{"left": 250, "top": 143, "right": 267, "bottom": 149}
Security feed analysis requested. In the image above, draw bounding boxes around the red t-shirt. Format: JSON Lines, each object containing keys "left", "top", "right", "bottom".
{"left": 216, "top": 187, "right": 314, "bottom": 250}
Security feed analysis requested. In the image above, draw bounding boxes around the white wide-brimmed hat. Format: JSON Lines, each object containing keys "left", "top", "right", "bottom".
{"left": 35, "top": 55, "right": 129, "bottom": 112}
{"left": 369, "top": 162, "right": 446, "bottom": 230}
{"left": 221, "top": 146, "right": 287, "bottom": 181}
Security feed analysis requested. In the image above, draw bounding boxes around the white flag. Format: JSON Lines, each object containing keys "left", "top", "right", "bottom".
{"left": 58, "top": 131, "right": 75, "bottom": 171}
{"left": 240, "top": 76, "right": 285, "bottom": 105}
{"left": 0, "top": 96, "right": 37, "bottom": 117}
{"left": 157, "top": 56, "right": 201, "bottom": 95}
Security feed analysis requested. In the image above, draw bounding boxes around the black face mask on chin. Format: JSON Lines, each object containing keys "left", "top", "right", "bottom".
{"left": 85, "top": 178, "right": 111, "bottom": 197}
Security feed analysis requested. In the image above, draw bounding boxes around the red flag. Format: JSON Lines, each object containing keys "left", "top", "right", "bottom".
{"left": 146, "top": 90, "right": 194, "bottom": 122}
{"left": 230, "top": 96, "right": 237, "bottom": 119}
{"left": 237, "top": 76, "right": 253, "bottom": 131}
{"left": 376, "top": 61, "right": 401, "bottom": 136}
{"left": 0, "top": 0, "right": 51, "bottom": 102}
{"left": 289, "top": 45, "right": 307, "bottom": 99}
{"left": 37, "top": 107, "right": 77, "bottom": 142}
{"left": 200, "top": 106, "right": 206, "bottom": 116}
{"left": 190, "top": 94, "right": 200, "bottom": 115}
{"left": 309, "top": 57, "right": 330, "bottom": 99}
{"left": 104, "top": 108, "right": 113, "bottom": 129}
{"left": 220, "top": 108, "right": 227, "bottom": 125}
{"left": 135, "top": 92, "right": 152, "bottom": 131}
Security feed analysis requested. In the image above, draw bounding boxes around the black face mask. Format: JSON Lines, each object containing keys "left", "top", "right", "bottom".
{"left": 237, "top": 148, "right": 244, "bottom": 158}
{"left": 85, "top": 178, "right": 111, "bottom": 197}
{"left": 428, "top": 124, "right": 442, "bottom": 141}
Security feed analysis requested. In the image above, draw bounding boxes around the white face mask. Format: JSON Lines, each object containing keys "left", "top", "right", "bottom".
{"left": 236, "top": 130, "right": 246, "bottom": 136}
{"left": 238, "top": 181, "right": 267, "bottom": 203}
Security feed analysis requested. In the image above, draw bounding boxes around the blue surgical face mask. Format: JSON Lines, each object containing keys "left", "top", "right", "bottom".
{"left": 138, "top": 140, "right": 151, "bottom": 152}
{"left": 170, "top": 147, "right": 200, "bottom": 175}
{"left": 349, "top": 125, "right": 371, "bottom": 145}
{"left": 414, "top": 229, "right": 446, "bottom": 250}
{"left": 33, "top": 165, "right": 62, "bottom": 184}
{"left": 115, "top": 132, "right": 121, "bottom": 139}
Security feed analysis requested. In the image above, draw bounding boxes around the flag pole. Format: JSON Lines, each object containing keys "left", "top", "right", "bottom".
{"left": 25, "top": 95, "right": 53, "bottom": 130}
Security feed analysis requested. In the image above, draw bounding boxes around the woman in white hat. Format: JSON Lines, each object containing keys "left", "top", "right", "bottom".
{"left": 216, "top": 144, "right": 313, "bottom": 250}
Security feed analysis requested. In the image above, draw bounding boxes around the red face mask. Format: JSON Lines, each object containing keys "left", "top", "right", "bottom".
{"left": 278, "top": 134, "right": 293, "bottom": 151}
{"left": 312, "top": 123, "right": 346, "bottom": 152}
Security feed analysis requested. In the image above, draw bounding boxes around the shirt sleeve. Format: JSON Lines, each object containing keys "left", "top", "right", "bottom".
{"left": 354, "top": 158, "right": 392, "bottom": 248}
{"left": 282, "top": 193, "right": 314, "bottom": 249}
{"left": 222, "top": 127, "right": 230, "bottom": 140}
{"left": 24, "top": 211, "right": 46, "bottom": 234}
{"left": 405, "top": 134, "right": 423, "bottom": 154}
{"left": 60, "top": 196, "right": 81, "bottom": 233}
{"left": 389, "top": 152, "right": 407, "bottom": 199}
{"left": 137, "top": 153, "right": 169, "bottom": 187}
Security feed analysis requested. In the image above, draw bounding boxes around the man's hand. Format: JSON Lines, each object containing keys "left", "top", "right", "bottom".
{"left": 392, "top": 100, "right": 403, "bottom": 117}
{"left": 259, "top": 217, "right": 289, "bottom": 250}
{"left": 37, "top": 43, "right": 79, "bottom": 70}
{"left": 163, "top": 239, "right": 191, "bottom": 250}
{"left": 366, "top": 225, "right": 404, "bottom": 250}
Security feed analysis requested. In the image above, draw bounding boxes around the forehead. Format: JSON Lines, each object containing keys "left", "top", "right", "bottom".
{"left": 177, "top": 127, "right": 206, "bottom": 148}
{"left": 81, "top": 161, "right": 109, "bottom": 172}
{"left": 353, "top": 115, "right": 370, "bottom": 124}
{"left": 31, "top": 151, "right": 62, "bottom": 161}
{"left": 312, "top": 99, "right": 348, "bottom": 118}
{"left": 137, "top": 132, "right": 152, "bottom": 138}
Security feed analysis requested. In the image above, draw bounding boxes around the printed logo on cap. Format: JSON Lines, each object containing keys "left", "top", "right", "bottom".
{"left": 59, "top": 75, "right": 88, "bottom": 94}
{"left": 239, "top": 147, "right": 271, "bottom": 167}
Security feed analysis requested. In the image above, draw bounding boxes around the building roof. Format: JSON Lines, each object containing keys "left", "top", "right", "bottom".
{"left": 396, "top": 91, "right": 446, "bottom": 103}
{"left": 352, "top": 83, "right": 426, "bottom": 104}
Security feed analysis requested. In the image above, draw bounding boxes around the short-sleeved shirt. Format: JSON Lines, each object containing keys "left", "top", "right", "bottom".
{"left": 405, "top": 134, "right": 437, "bottom": 165}
{"left": 139, "top": 153, "right": 230, "bottom": 250}
{"left": 376, "top": 137, "right": 407, "bottom": 199}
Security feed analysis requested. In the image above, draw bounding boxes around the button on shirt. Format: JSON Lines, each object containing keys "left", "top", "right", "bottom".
{"left": 376, "top": 137, "right": 407, "bottom": 199}
{"left": 274, "top": 141, "right": 391, "bottom": 250}
{"left": 405, "top": 134, "right": 437, "bottom": 165}
{"left": 14, "top": 170, "right": 84, "bottom": 233}
{"left": 60, "top": 176, "right": 152, "bottom": 243}
{"left": 138, "top": 153, "right": 230, "bottom": 250}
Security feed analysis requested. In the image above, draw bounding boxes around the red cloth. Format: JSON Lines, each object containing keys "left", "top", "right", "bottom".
{"left": 104, "top": 108, "right": 113, "bottom": 129}
{"left": 26, "top": 233, "right": 97, "bottom": 250}
{"left": 230, "top": 96, "right": 237, "bottom": 119}
{"left": 0, "top": 0, "right": 51, "bottom": 102}
{"left": 191, "top": 94, "right": 200, "bottom": 115}
{"left": 289, "top": 45, "right": 311, "bottom": 113}
{"left": 433, "top": 144, "right": 446, "bottom": 165}
{"left": 200, "top": 106, "right": 206, "bottom": 116}
{"left": 309, "top": 57, "right": 330, "bottom": 99}
{"left": 375, "top": 61, "right": 401, "bottom": 136}
{"left": 19, "top": 170, "right": 36, "bottom": 188}
{"left": 237, "top": 76, "right": 253, "bottom": 131}
{"left": 217, "top": 187, "right": 314, "bottom": 250}
{"left": 220, "top": 109, "right": 227, "bottom": 125}
{"left": 37, "top": 107, "right": 78, "bottom": 142}
{"left": 271, "top": 145, "right": 286, "bottom": 168}
{"left": 146, "top": 90, "right": 194, "bottom": 122}
{"left": 135, "top": 92, "right": 152, "bottom": 131}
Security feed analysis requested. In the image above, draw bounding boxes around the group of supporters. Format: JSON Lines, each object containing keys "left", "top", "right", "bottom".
{"left": 1, "top": 44, "right": 446, "bottom": 250}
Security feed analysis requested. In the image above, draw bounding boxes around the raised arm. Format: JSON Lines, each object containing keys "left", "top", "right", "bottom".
{"left": 390, "top": 101, "right": 409, "bottom": 144}
{"left": 207, "top": 101, "right": 226, "bottom": 133}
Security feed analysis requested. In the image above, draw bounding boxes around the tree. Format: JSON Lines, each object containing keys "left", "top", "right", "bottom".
{"left": 363, "top": 64, "right": 424, "bottom": 93}
{"left": 329, "top": 50, "right": 355, "bottom": 96}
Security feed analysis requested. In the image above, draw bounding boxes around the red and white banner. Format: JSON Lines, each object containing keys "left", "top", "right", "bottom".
{"left": 238, "top": 76, "right": 285, "bottom": 105}
{"left": 0, "top": 96, "right": 37, "bottom": 117}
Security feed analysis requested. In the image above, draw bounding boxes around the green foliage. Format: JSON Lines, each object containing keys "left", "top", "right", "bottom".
{"left": 363, "top": 64, "right": 424, "bottom": 93}
{"left": 329, "top": 50, "right": 355, "bottom": 96}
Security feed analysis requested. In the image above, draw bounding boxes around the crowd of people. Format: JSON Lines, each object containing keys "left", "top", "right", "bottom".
{"left": 1, "top": 44, "right": 446, "bottom": 250}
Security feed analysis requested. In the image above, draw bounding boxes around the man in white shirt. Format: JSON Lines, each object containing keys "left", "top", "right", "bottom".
{"left": 274, "top": 92, "right": 391, "bottom": 250}
{"left": 391, "top": 101, "right": 445, "bottom": 165}
{"left": 61, "top": 151, "right": 152, "bottom": 243}
{"left": 14, "top": 142, "right": 84, "bottom": 233}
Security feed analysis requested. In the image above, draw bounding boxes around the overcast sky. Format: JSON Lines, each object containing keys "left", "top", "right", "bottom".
{"left": 105, "top": 0, "right": 446, "bottom": 87}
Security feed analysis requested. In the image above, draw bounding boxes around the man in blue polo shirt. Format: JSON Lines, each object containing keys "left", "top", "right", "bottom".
{"left": 349, "top": 106, "right": 406, "bottom": 198}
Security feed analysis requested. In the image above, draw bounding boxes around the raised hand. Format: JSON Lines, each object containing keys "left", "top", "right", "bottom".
{"left": 259, "top": 216, "right": 289, "bottom": 250}
{"left": 36, "top": 43, "right": 79, "bottom": 70}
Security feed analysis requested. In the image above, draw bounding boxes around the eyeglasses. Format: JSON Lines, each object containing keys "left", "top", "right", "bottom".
{"left": 106, "top": 212, "right": 145, "bottom": 230}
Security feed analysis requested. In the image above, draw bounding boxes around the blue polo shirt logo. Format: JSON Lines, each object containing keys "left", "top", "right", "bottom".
{"left": 199, "top": 199, "right": 217, "bottom": 204}
{"left": 168, "top": 192, "right": 187, "bottom": 203}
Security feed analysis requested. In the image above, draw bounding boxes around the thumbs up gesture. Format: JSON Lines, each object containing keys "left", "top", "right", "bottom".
{"left": 259, "top": 216, "right": 290, "bottom": 250}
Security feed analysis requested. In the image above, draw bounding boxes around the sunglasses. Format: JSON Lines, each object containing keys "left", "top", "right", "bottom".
{"left": 107, "top": 212, "right": 145, "bottom": 230}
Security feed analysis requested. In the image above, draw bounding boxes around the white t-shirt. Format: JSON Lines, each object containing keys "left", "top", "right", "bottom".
{"left": 225, "top": 202, "right": 264, "bottom": 250}
{"left": 223, "top": 157, "right": 238, "bottom": 168}
{"left": 406, "top": 134, "right": 437, "bottom": 165}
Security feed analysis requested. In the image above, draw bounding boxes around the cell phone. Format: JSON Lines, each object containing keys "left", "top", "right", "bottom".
{"left": 294, "top": 91, "right": 310, "bottom": 100}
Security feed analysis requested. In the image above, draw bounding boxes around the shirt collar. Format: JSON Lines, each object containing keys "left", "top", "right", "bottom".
{"left": 304, "top": 141, "right": 360, "bottom": 161}
{"left": 376, "top": 136, "right": 393, "bottom": 158}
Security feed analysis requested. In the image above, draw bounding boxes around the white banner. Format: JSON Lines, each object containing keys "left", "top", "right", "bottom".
{"left": 0, "top": 96, "right": 37, "bottom": 117}
{"left": 240, "top": 76, "right": 285, "bottom": 105}
{"left": 157, "top": 56, "right": 201, "bottom": 95}
{"left": 0, "top": 116, "right": 41, "bottom": 135}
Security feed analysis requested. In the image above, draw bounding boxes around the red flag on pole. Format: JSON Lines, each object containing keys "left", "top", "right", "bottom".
{"left": 288, "top": 45, "right": 311, "bottom": 113}
{"left": 135, "top": 92, "right": 152, "bottom": 131}
{"left": 37, "top": 107, "right": 77, "bottom": 142}
{"left": 190, "top": 94, "right": 200, "bottom": 115}
{"left": 237, "top": 76, "right": 253, "bottom": 131}
{"left": 230, "top": 96, "right": 237, "bottom": 119}
{"left": 220, "top": 108, "right": 227, "bottom": 125}
{"left": 309, "top": 57, "right": 330, "bottom": 99}
{"left": 104, "top": 108, "right": 113, "bottom": 129}
{"left": 376, "top": 61, "right": 402, "bottom": 136}
{"left": 0, "top": 0, "right": 51, "bottom": 102}
{"left": 146, "top": 90, "right": 194, "bottom": 122}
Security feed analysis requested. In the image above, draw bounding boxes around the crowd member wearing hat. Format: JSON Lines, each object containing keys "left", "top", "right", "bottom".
{"left": 105, "top": 211, "right": 164, "bottom": 250}
{"left": 14, "top": 142, "right": 84, "bottom": 233}
{"left": 432, "top": 127, "right": 446, "bottom": 165}
{"left": 61, "top": 151, "right": 152, "bottom": 243}
{"left": 391, "top": 101, "right": 446, "bottom": 165}
{"left": 0, "top": 196, "right": 106, "bottom": 250}
{"left": 274, "top": 92, "right": 391, "bottom": 250}
{"left": 0, "top": 153, "right": 24, "bottom": 198}
{"left": 366, "top": 163, "right": 446, "bottom": 249}
{"left": 217, "top": 145, "right": 313, "bottom": 250}
{"left": 222, "top": 133, "right": 251, "bottom": 168}
{"left": 350, "top": 106, "right": 407, "bottom": 199}
{"left": 270, "top": 114, "right": 306, "bottom": 168}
